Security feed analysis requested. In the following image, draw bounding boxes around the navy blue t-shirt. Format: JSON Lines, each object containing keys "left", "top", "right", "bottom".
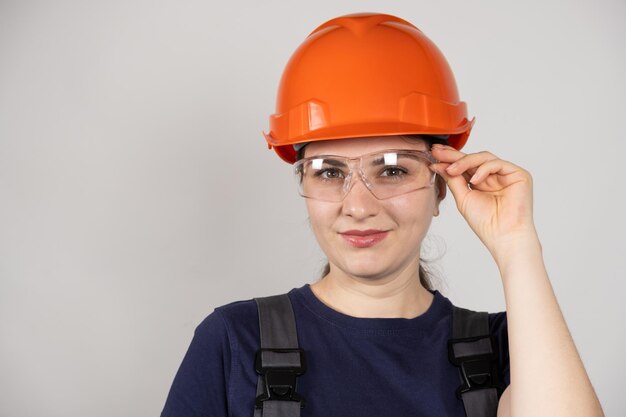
{"left": 161, "top": 284, "right": 510, "bottom": 417}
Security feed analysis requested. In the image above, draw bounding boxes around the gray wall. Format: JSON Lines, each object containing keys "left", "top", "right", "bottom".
{"left": 1, "top": 0, "right": 623, "bottom": 416}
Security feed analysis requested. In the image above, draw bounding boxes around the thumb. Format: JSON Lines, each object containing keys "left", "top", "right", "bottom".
{"left": 429, "top": 163, "right": 472, "bottom": 206}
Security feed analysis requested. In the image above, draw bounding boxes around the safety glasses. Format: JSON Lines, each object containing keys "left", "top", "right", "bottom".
{"left": 293, "top": 149, "right": 437, "bottom": 202}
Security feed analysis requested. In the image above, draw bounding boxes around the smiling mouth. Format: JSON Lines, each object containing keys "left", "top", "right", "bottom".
{"left": 339, "top": 230, "right": 389, "bottom": 248}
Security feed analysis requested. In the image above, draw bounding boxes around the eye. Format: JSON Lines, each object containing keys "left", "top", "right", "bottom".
{"left": 315, "top": 168, "right": 345, "bottom": 180}
{"left": 380, "top": 167, "right": 407, "bottom": 177}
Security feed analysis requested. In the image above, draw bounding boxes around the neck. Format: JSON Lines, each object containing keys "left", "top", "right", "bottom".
{"left": 309, "top": 262, "right": 434, "bottom": 319}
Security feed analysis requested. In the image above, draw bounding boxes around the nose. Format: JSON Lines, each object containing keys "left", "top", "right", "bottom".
{"left": 341, "top": 173, "right": 380, "bottom": 219}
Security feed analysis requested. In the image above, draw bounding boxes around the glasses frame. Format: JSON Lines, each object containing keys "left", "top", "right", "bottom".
{"left": 293, "top": 148, "right": 439, "bottom": 202}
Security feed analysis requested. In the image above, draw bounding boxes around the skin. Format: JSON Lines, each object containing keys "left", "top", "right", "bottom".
{"left": 303, "top": 135, "right": 605, "bottom": 417}
{"left": 305, "top": 135, "right": 444, "bottom": 320}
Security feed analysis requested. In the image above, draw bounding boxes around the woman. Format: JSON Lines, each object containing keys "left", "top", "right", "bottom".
{"left": 161, "top": 12, "right": 604, "bottom": 417}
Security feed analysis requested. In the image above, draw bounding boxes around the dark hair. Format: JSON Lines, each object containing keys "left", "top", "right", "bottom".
{"left": 295, "top": 135, "right": 447, "bottom": 291}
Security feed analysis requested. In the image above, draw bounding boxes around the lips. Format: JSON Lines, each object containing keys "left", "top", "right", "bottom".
{"left": 339, "top": 229, "right": 389, "bottom": 248}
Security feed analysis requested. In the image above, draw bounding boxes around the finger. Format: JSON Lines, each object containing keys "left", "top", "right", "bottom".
{"left": 468, "top": 158, "right": 528, "bottom": 187}
{"left": 429, "top": 162, "right": 472, "bottom": 204}
{"left": 444, "top": 151, "right": 499, "bottom": 177}
{"left": 430, "top": 144, "right": 466, "bottom": 164}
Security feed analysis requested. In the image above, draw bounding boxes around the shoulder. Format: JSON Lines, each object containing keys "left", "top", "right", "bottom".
{"left": 212, "top": 298, "right": 258, "bottom": 325}
{"left": 487, "top": 309, "right": 509, "bottom": 336}
{"left": 193, "top": 297, "right": 260, "bottom": 344}
{"left": 446, "top": 301, "right": 510, "bottom": 388}
{"left": 438, "top": 291, "right": 508, "bottom": 336}
{"left": 488, "top": 310, "right": 510, "bottom": 387}
{"left": 161, "top": 299, "right": 262, "bottom": 416}
{"left": 443, "top": 294, "right": 507, "bottom": 337}
{"left": 488, "top": 310, "right": 507, "bottom": 331}
{"left": 196, "top": 290, "right": 300, "bottom": 339}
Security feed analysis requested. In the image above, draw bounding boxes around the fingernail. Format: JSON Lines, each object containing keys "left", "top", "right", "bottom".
{"left": 431, "top": 144, "right": 445, "bottom": 149}
{"left": 446, "top": 163, "right": 457, "bottom": 172}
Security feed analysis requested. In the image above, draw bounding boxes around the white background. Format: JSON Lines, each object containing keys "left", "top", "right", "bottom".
{"left": 1, "top": 0, "right": 624, "bottom": 416}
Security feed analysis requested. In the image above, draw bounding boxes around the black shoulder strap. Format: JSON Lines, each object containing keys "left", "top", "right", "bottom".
{"left": 253, "top": 294, "right": 502, "bottom": 417}
{"left": 254, "top": 294, "right": 306, "bottom": 417}
{"left": 448, "top": 306, "right": 503, "bottom": 417}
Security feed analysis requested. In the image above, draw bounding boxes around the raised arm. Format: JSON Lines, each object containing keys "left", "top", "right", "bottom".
{"left": 429, "top": 144, "right": 604, "bottom": 417}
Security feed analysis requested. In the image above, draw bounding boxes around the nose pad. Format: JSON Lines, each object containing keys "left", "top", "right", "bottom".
{"left": 341, "top": 169, "right": 376, "bottom": 200}
{"left": 358, "top": 169, "right": 374, "bottom": 191}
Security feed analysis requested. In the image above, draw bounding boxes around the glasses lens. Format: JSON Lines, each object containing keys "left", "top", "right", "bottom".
{"left": 293, "top": 150, "right": 435, "bottom": 201}
{"left": 294, "top": 157, "right": 350, "bottom": 202}
{"left": 361, "top": 151, "right": 435, "bottom": 199}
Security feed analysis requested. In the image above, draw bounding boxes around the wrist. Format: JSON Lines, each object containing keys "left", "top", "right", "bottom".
{"left": 491, "top": 229, "right": 544, "bottom": 272}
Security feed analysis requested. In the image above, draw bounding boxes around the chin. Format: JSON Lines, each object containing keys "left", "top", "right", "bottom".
{"left": 336, "top": 256, "right": 393, "bottom": 281}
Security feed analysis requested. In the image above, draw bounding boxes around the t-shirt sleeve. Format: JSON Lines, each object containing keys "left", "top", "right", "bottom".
{"left": 160, "top": 309, "right": 231, "bottom": 417}
{"left": 489, "top": 311, "right": 510, "bottom": 389}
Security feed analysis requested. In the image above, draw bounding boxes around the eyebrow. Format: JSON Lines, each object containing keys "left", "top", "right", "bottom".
{"left": 371, "top": 153, "right": 426, "bottom": 166}
{"left": 310, "top": 157, "right": 349, "bottom": 169}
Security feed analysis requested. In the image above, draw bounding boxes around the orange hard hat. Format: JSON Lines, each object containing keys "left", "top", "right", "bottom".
{"left": 263, "top": 12, "right": 475, "bottom": 164}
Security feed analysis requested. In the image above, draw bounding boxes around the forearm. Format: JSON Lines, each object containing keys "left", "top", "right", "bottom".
{"left": 494, "top": 232, "right": 604, "bottom": 417}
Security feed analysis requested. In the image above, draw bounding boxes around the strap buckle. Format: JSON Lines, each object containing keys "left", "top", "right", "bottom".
{"left": 255, "top": 348, "right": 306, "bottom": 409}
{"left": 448, "top": 335, "right": 502, "bottom": 400}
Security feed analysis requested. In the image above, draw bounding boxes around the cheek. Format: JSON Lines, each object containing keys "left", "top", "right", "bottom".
{"left": 305, "top": 200, "right": 335, "bottom": 236}
{"left": 385, "top": 192, "right": 437, "bottom": 227}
